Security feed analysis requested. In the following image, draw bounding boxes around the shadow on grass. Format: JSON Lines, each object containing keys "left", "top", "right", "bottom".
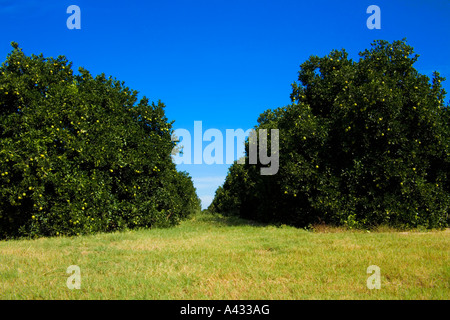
{"left": 193, "top": 211, "right": 450, "bottom": 234}
{"left": 193, "top": 211, "right": 269, "bottom": 228}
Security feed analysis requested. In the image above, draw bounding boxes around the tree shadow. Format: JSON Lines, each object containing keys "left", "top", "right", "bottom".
{"left": 196, "top": 211, "right": 269, "bottom": 228}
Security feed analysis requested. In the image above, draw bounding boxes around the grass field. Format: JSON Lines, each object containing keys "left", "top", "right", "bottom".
{"left": 0, "top": 211, "right": 449, "bottom": 299}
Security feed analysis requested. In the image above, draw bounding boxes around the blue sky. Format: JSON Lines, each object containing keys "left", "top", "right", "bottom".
{"left": 1, "top": 0, "right": 449, "bottom": 209}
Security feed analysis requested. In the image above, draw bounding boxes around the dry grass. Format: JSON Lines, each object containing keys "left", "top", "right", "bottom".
{"left": 0, "top": 212, "right": 449, "bottom": 299}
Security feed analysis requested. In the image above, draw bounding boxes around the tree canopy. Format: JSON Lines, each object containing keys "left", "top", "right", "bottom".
{"left": 0, "top": 42, "right": 200, "bottom": 238}
{"left": 209, "top": 39, "right": 449, "bottom": 229}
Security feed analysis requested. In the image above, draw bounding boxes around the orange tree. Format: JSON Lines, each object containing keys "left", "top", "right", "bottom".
{"left": 0, "top": 42, "right": 200, "bottom": 239}
{"left": 210, "top": 40, "right": 449, "bottom": 229}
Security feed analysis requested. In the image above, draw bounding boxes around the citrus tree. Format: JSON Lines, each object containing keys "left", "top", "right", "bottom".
{"left": 210, "top": 39, "right": 449, "bottom": 229}
{"left": 0, "top": 42, "right": 200, "bottom": 238}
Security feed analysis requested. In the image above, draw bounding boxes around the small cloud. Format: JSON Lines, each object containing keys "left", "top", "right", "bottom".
{"left": 192, "top": 176, "right": 226, "bottom": 190}
{"left": 191, "top": 176, "right": 226, "bottom": 209}
{"left": 192, "top": 176, "right": 226, "bottom": 184}
{"left": 199, "top": 195, "right": 214, "bottom": 209}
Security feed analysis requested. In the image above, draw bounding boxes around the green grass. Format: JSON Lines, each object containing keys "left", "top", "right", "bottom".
{"left": 0, "top": 211, "right": 449, "bottom": 299}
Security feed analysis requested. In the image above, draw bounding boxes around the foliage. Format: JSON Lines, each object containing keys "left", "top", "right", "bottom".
{"left": 210, "top": 39, "right": 449, "bottom": 229}
{"left": 0, "top": 42, "right": 200, "bottom": 239}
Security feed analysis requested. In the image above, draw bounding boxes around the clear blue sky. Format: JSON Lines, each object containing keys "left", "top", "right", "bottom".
{"left": 1, "top": 0, "right": 449, "bottom": 209}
